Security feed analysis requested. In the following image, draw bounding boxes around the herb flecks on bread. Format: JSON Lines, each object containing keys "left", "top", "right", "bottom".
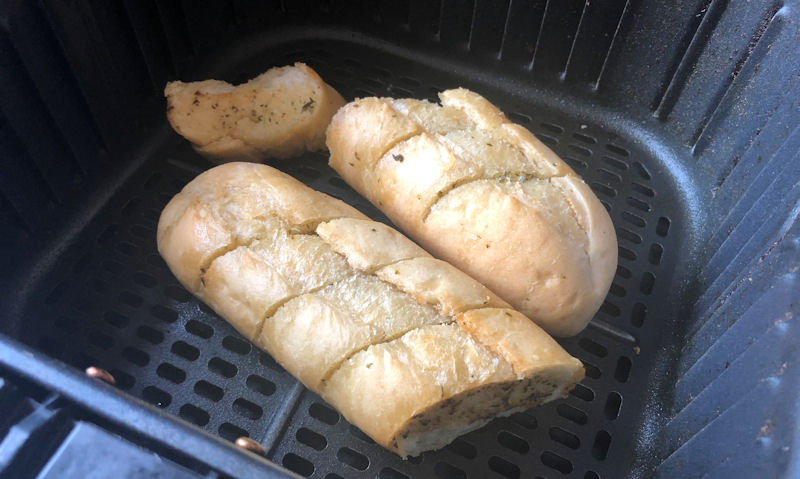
{"left": 157, "top": 162, "right": 584, "bottom": 457}
{"left": 165, "top": 63, "right": 344, "bottom": 162}
{"left": 327, "top": 88, "right": 618, "bottom": 337}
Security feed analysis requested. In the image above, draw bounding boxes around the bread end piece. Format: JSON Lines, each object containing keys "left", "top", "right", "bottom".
{"left": 165, "top": 63, "right": 345, "bottom": 162}
{"left": 324, "top": 311, "right": 584, "bottom": 458}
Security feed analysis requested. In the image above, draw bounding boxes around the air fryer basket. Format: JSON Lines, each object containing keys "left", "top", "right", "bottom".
{"left": 1, "top": 2, "right": 798, "bottom": 478}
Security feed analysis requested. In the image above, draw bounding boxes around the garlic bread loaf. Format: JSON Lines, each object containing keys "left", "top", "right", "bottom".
{"left": 165, "top": 63, "right": 345, "bottom": 162}
{"left": 157, "top": 162, "right": 584, "bottom": 457}
{"left": 327, "top": 89, "right": 617, "bottom": 337}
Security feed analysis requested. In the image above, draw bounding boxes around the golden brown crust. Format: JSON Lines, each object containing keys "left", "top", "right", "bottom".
{"left": 165, "top": 63, "right": 345, "bottom": 162}
{"left": 327, "top": 89, "right": 618, "bottom": 336}
{"left": 157, "top": 162, "right": 584, "bottom": 457}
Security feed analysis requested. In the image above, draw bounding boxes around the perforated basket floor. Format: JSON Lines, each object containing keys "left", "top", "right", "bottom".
{"left": 18, "top": 40, "right": 686, "bottom": 479}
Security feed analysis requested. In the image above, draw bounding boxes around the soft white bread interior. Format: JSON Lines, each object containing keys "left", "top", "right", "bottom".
{"left": 165, "top": 63, "right": 345, "bottom": 162}
{"left": 327, "top": 88, "right": 617, "bottom": 337}
{"left": 157, "top": 162, "right": 584, "bottom": 457}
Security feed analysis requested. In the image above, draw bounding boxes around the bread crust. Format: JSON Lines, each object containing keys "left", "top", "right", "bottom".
{"left": 157, "top": 162, "right": 584, "bottom": 456}
{"left": 327, "top": 89, "right": 617, "bottom": 336}
{"left": 165, "top": 63, "right": 345, "bottom": 162}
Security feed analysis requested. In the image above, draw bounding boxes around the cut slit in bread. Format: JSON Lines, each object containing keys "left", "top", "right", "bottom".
{"left": 157, "top": 162, "right": 584, "bottom": 457}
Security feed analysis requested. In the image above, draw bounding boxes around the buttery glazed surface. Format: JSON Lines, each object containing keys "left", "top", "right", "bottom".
{"left": 165, "top": 63, "right": 344, "bottom": 162}
{"left": 157, "top": 163, "right": 583, "bottom": 456}
{"left": 327, "top": 88, "right": 618, "bottom": 336}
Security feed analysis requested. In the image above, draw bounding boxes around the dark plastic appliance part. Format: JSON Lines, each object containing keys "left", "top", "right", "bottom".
{"left": 0, "top": 1, "right": 798, "bottom": 478}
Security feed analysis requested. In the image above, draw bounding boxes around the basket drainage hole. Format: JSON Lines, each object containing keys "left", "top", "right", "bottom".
{"left": 591, "top": 182, "right": 617, "bottom": 198}
{"left": 631, "top": 303, "right": 647, "bottom": 327}
{"left": 233, "top": 398, "right": 263, "bottom": 420}
{"left": 605, "top": 392, "right": 622, "bottom": 420}
{"left": 568, "top": 144, "right": 593, "bottom": 157}
{"left": 434, "top": 461, "right": 466, "bottom": 479}
{"left": 118, "top": 291, "right": 143, "bottom": 308}
{"left": 632, "top": 161, "right": 651, "bottom": 179}
{"left": 137, "top": 325, "right": 163, "bottom": 344}
{"left": 618, "top": 246, "right": 637, "bottom": 261}
{"left": 649, "top": 243, "right": 664, "bottom": 265}
{"left": 626, "top": 196, "right": 651, "bottom": 213}
{"left": 133, "top": 271, "right": 157, "bottom": 288}
{"left": 150, "top": 305, "right": 177, "bottom": 323}
{"left": 109, "top": 369, "right": 135, "bottom": 390}
{"left": 549, "top": 427, "right": 580, "bottom": 449}
{"left": 632, "top": 182, "right": 655, "bottom": 197}
{"left": 541, "top": 451, "right": 573, "bottom": 474}
{"left": 222, "top": 335, "right": 251, "bottom": 355}
{"left": 607, "top": 143, "right": 630, "bottom": 157}
{"left": 600, "top": 300, "right": 621, "bottom": 317}
{"left": 208, "top": 357, "right": 237, "bottom": 378}
{"left": 179, "top": 404, "right": 209, "bottom": 426}
{"left": 165, "top": 285, "right": 192, "bottom": 303}
{"left": 122, "top": 347, "right": 149, "bottom": 367}
{"left": 488, "top": 456, "right": 521, "bottom": 478}
{"left": 446, "top": 438, "right": 476, "bottom": 459}
{"left": 194, "top": 380, "right": 223, "bottom": 402}
{"left": 579, "top": 338, "right": 608, "bottom": 357}
{"left": 557, "top": 404, "right": 588, "bottom": 425}
{"left": 540, "top": 122, "right": 564, "bottom": 134}
{"left": 538, "top": 134, "right": 559, "bottom": 146}
{"left": 378, "top": 467, "right": 410, "bottom": 479}
{"left": 246, "top": 375, "right": 276, "bottom": 396}
{"left": 297, "top": 427, "right": 327, "bottom": 451}
{"left": 615, "top": 356, "right": 632, "bottom": 382}
{"left": 497, "top": 431, "right": 529, "bottom": 454}
{"left": 509, "top": 411, "right": 537, "bottom": 429}
{"left": 584, "top": 362, "right": 602, "bottom": 379}
{"left": 592, "top": 430, "right": 612, "bottom": 460}
{"left": 171, "top": 341, "right": 200, "bottom": 361}
{"left": 283, "top": 453, "right": 314, "bottom": 477}
{"left": 508, "top": 112, "right": 531, "bottom": 124}
{"left": 602, "top": 155, "right": 628, "bottom": 171}
{"left": 622, "top": 211, "right": 646, "bottom": 228}
{"left": 258, "top": 352, "right": 282, "bottom": 371}
{"left": 569, "top": 384, "right": 595, "bottom": 401}
{"left": 573, "top": 132, "right": 597, "bottom": 144}
{"left": 585, "top": 471, "right": 601, "bottom": 479}
{"left": 219, "top": 423, "right": 248, "bottom": 442}
{"left": 338, "top": 447, "right": 369, "bottom": 470}
{"left": 186, "top": 319, "right": 213, "bottom": 339}
{"left": 142, "top": 386, "right": 171, "bottom": 408}
{"left": 88, "top": 331, "right": 114, "bottom": 349}
{"left": 309, "top": 402, "right": 339, "bottom": 425}
{"left": 156, "top": 363, "right": 186, "bottom": 384}
{"left": 640, "top": 272, "right": 656, "bottom": 295}
{"left": 617, "top": 227, "right": 643, "bottom": 244}
{"left": 656, "top": 216, "right": 671, "bottom": 237}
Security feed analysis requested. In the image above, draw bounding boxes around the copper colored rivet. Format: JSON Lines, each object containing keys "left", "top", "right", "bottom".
{"left": 235, "top": 437, "right": 266, "bottom": 457}
{"left": 85, "top": 366, "right": 116, "bottom": 385}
